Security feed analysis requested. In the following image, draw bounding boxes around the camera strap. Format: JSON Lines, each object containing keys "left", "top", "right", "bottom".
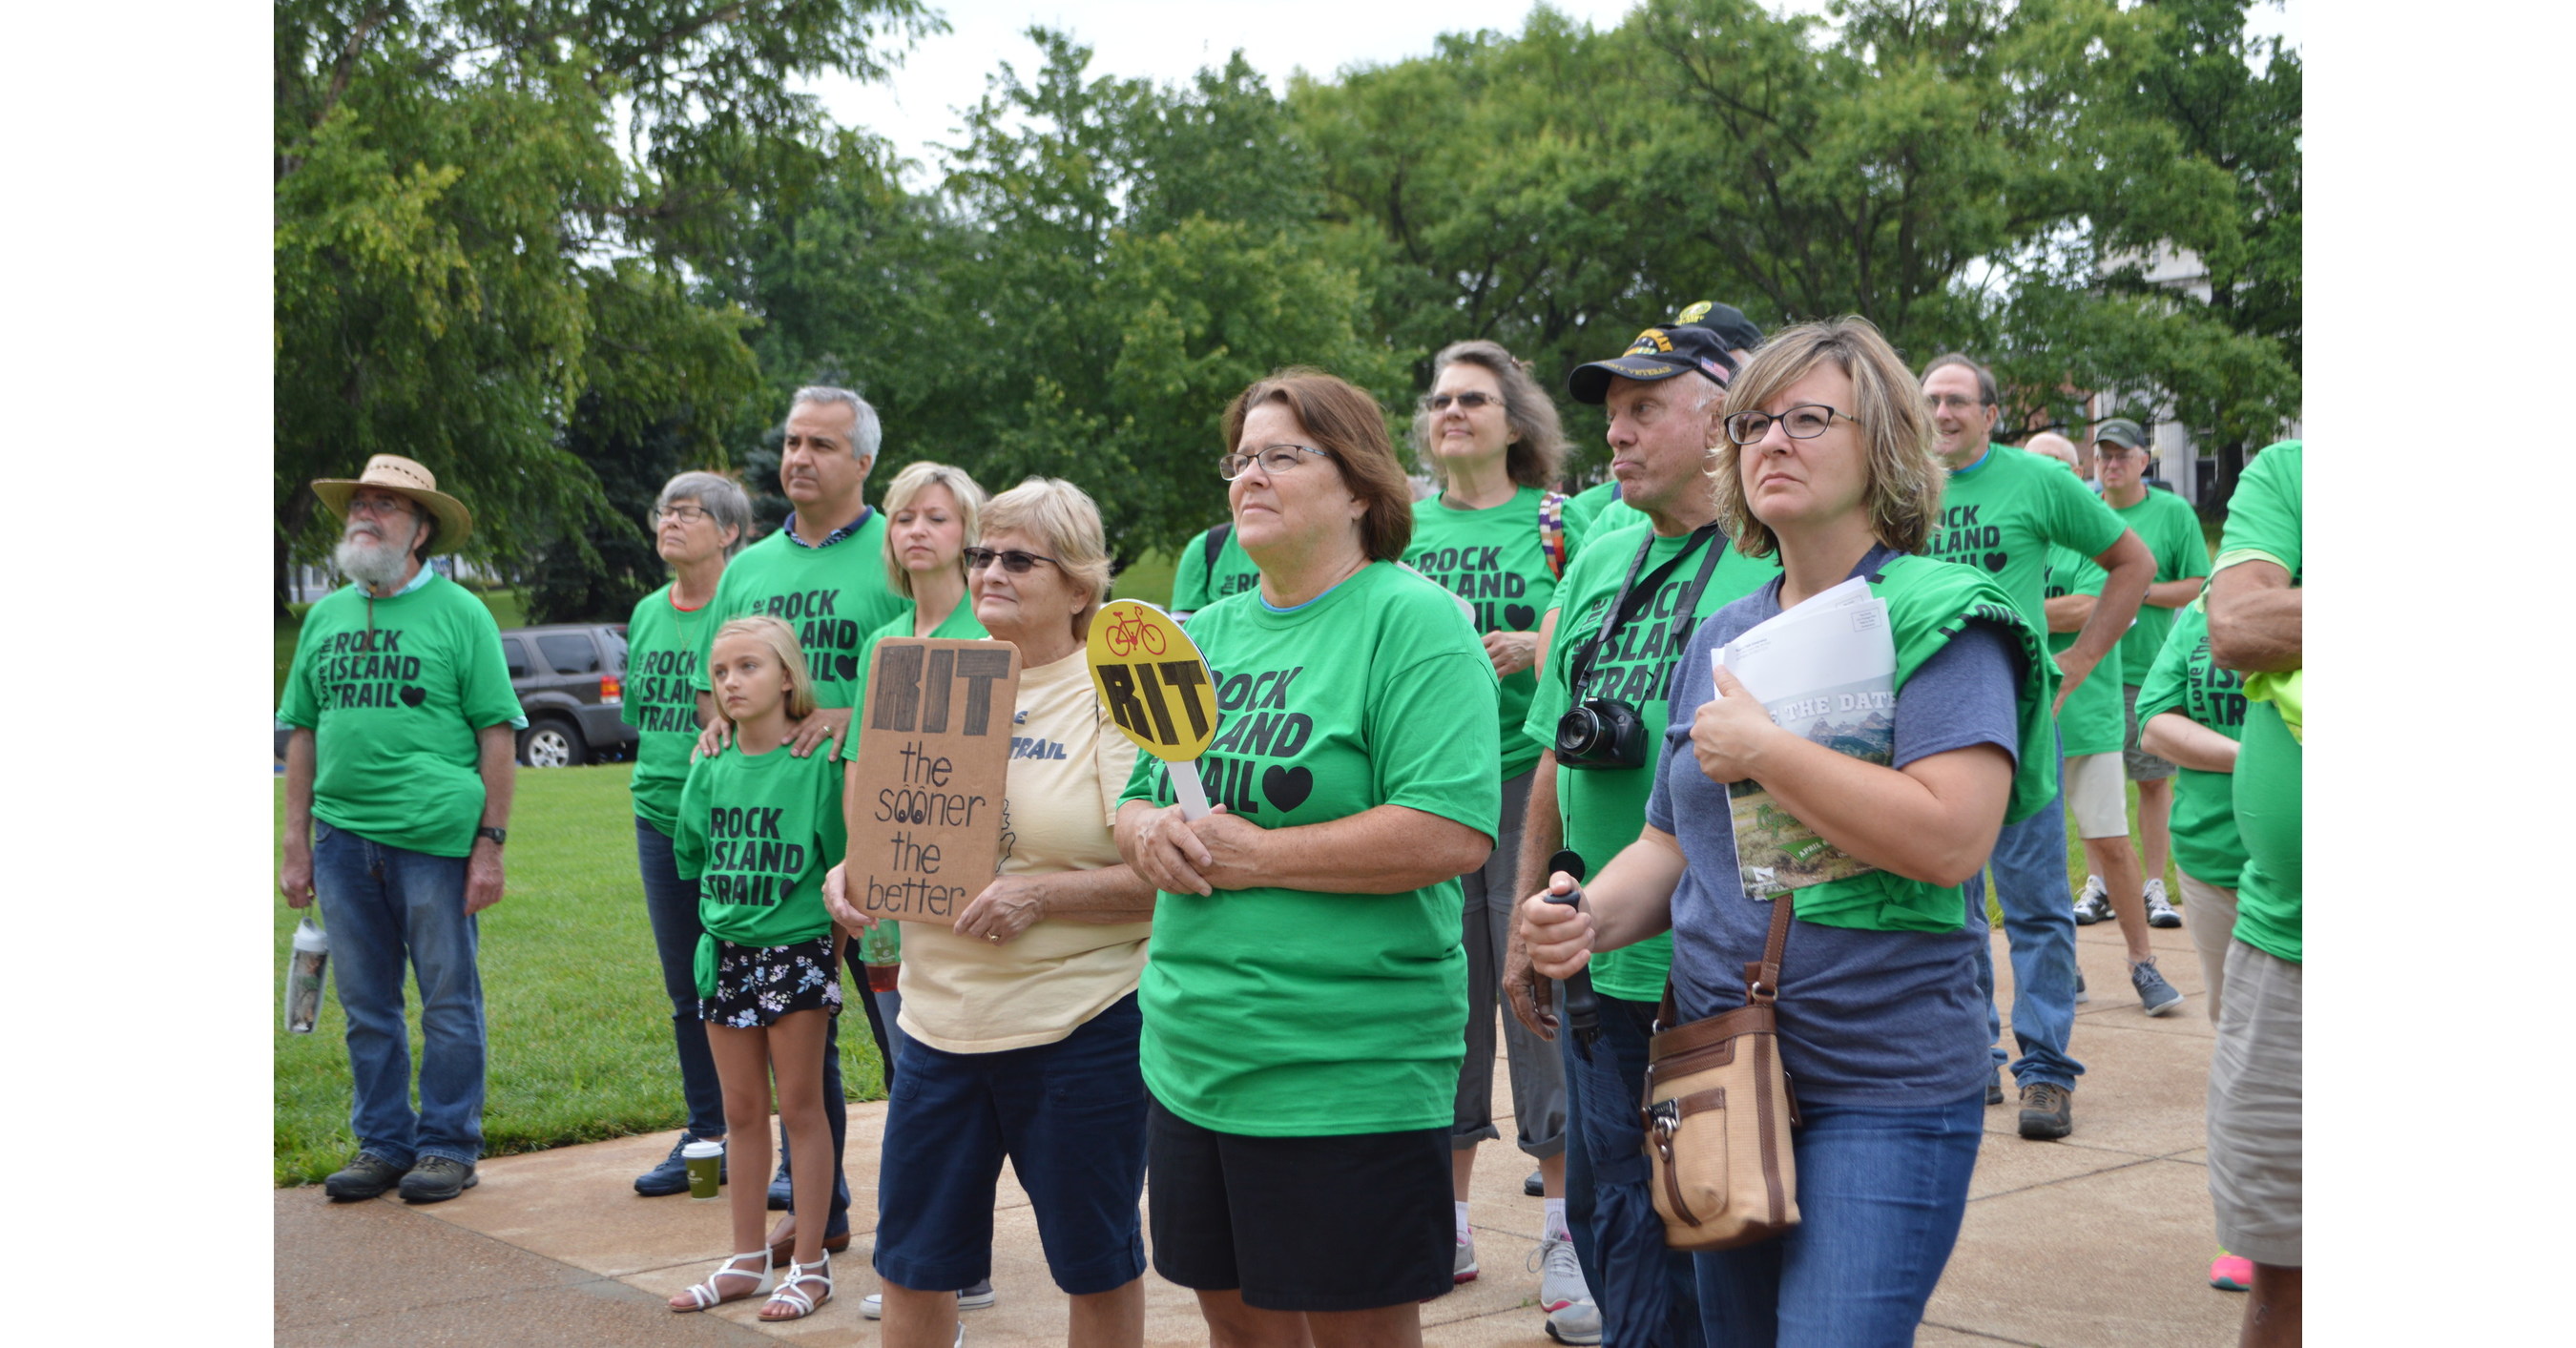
{"left": 1567, "top": 523, "right": 1725, "bottom": 702}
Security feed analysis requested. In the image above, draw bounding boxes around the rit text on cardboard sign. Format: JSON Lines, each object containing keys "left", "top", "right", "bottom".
{"left": 846, "top": 638, "right": 1020, "bottom": 926}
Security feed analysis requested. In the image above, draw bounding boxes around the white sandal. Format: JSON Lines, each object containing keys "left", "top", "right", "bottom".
{"left": 761, "top": 1253, "right": 834, "bottom": 1320}
{"left": 670, "top": 1250, "right": 769, "bottom": 1312}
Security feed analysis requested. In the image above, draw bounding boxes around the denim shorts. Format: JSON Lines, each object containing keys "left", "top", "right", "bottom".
{"left": 873, "top": 993, "right": 1147, "bottom": 1296}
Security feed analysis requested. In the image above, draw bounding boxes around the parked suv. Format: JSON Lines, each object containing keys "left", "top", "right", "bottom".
{"left": 502, "top": 624, "right": 634, "bottom": 767}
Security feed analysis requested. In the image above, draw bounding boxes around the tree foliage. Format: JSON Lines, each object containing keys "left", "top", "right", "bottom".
{"left": 272, "top": 0, "right": 934, "bottom": 616}
{"left": 276, "top": 2, "right": 2299, "bottom": 613}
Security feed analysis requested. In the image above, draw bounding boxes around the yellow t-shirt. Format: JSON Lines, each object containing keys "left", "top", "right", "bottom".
{"left": 896, "top": 648, "right": 1151, "bottom": 1052}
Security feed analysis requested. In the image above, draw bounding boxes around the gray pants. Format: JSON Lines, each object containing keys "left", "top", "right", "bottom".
{"left": 1452, "top": 770, "right": 1566, "bottom": 1159}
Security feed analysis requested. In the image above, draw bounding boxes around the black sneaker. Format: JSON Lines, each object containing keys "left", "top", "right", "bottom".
{"left": 1524, "top": 1169, "right": 1546, "bottom": 1197}
{"left": 767, "top": 1160, "right": 794, "bottom": 1211}
{"left": 2017, "top": 1082, "right": 2073, "bottom": 1140}
{"left": 323, "top": 1151, "right": 407, "bottom": 1201}
{"left": 635, "top": 1132, "right": 722, "bottom": 1197}
{"left": 398, "top": 1155, "right": 480, "bottom": 1203}
{"left": 1985, "top": 1068, "right": 2005, "bottom": 1106}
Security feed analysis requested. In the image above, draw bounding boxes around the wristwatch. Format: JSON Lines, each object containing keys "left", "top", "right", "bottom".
{"left": 475, "top": 826, "right": 509, "bottom": 848}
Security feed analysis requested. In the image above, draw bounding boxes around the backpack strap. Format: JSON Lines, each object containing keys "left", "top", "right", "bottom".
{"left": 1202, "top": 523, "right": 1232, "bottom": 583}
{"left": 1538, "top": 490, "right": 1569, "bottom": 578}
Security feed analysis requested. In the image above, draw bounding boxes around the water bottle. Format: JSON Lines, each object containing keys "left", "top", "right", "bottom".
{"left": 285, "top": 916, "right": 329, "bottom": 1033}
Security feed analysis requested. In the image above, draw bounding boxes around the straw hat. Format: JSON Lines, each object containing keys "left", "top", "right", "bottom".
{"left": 310, "top": 455, "right": 474, "bottom": 553}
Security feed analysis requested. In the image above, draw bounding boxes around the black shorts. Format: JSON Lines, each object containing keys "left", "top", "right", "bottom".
{"left": 1146, "top": 1093, "right": 1451, "bottom": 1312}
{"left": 699, "top": 935, "right": 843, "bottom": 1028}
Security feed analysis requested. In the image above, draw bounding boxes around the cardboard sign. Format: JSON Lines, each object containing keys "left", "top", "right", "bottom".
{"left": 1085, "top": 599, "right": 1218, "bottom": 818}
{"left": 843, "top": 637, "right": 1021, "bottom": 927}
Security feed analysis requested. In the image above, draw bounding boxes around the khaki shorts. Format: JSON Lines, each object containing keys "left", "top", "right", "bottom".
{"left": 2206, "top": 938, "right": 2301, "bottom": 1267}
{"left": 2177, "top": 871, "right": 2239, "bottom": 1026}
{"left": 2121, "top": 683, "right": 2178, "bottom": 781}
{"left": 2062, "top": 752, "right": 2129, "bottom": 840}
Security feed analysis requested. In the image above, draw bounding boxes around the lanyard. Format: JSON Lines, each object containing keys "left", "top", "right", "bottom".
{"left": 1566, "top": 523, "right": 1726, "bottom": 702}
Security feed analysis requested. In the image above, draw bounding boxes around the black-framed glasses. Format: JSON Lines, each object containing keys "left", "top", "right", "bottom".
{"left": 964, "top": 546, "right": 1063, "bottom": 574}
{"left": 654, "top": 504, "right": 713, "bottom": 524}
{"left": 1218, "top": 444, "right": 1334, "bottom": 480}
{"left": 1725, "top": 404, "right": 1860, "bottom": 446}
{"left": 1420, "top": 390, "right": 1499, "bottom": 413}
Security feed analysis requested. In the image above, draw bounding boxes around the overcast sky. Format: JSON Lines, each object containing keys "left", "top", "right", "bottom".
{"left": 807, "top": 0, "right": 2301, "bottom": 185}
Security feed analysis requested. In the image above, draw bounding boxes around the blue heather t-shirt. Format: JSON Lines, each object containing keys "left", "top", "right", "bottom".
{"left": 1645, "top": 545, "right": 2021, "bottom": 1109}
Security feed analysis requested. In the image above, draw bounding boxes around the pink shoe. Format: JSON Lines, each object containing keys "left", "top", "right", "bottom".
{"left": 2209, "top": 1252, "right": 2253, "bottom": 1292}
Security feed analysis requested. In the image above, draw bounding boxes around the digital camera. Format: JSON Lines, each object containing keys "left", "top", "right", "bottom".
{"left": 1555, "top": 698, "right": 1648, "bottom": 770}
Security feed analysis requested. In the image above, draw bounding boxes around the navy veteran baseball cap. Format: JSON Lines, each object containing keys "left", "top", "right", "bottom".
{"left": 1568, "top": 320, "right": 1743, "bottom": 405}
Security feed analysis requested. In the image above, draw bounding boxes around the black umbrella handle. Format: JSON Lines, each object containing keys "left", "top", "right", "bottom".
{"left": 1546, "top": 850, "right": 1602, "bottom": 1053}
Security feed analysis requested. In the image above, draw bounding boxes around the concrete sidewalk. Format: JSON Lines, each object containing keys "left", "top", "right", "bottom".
{"left": 277, "top": 920, "right": 2247, "bottom": 1346}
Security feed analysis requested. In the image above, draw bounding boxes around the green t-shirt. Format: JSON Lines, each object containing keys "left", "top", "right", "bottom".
{"left": 1521, "top": 522, "right": 1779, "bottom": 1000}
{"left": 277, "top": 575, "right": 523, "bottom": 858}
{"left": 2214, "top": 442, "right": 2302, "bottom": 962}
{"left": 623, "top": 584, "right": 719, "bottom": 835}
{"left": 2043, "top": 546, "right": 2125, "bottom": 757}
{"left": 2108, "top": 486, "right": 2212, "bottom": 679}
{"left": 2133, "top": 600, "right": 2249, "bottom": 888}
{"left": 845, "top": 599, "right": 990, "bottom": 759}
{"left": 1121, "top": 562, "right": 1503, "bottom": 1136}
{"left": 1924, "top": 444, "right": 2129, "bottom": 655}
{"left": 694, "top": 512, "right": 904, "bottom": 709}
{"left": 1406, "top": 486, "right": 1564, "bottom": 778}
{"left": 1171, "top": 524, "right": 1262, "bottom": 618}
{"left": 675, "top": 741, "right": 850, "bottom": 992}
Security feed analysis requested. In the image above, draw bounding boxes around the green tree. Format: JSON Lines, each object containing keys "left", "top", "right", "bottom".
{"left": 272, "top": 0, "right": 934, "bottom": 616}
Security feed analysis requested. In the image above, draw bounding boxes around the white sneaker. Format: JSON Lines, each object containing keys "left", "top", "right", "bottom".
{"left": 1545, "top": 1300, "right": 1603, "bottom": 1345}
{"left": 861, "top": 1282, "right": 995, "bottom": 1320}
{"left": 2071, "top": 874, "right": 2111, "bottom": 924}
{"left": 1453, "top": 1234, "right": 1479, "bottom": 1283}
{"left": 2143, "top": 878, "right": 2182, "bottom": 928}
{"left": 1532, "top": 1233, "right": 1591, "bottom": 1313}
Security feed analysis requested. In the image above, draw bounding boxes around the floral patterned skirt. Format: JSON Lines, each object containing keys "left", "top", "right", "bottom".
{"left": 699, "top": 934, "right": 844, "bottom": 1028}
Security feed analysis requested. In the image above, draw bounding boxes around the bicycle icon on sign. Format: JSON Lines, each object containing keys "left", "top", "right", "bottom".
{"left": 1105, "top": 609, "right": 1168, "bottom": 657}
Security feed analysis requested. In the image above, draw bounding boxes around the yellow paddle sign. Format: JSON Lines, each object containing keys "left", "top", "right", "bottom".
{"left": 1085, "top": 599, "right": 1218, "bottom": 818}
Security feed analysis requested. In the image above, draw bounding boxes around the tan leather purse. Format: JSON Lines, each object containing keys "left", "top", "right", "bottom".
{"left": 1640, "top": 894, "right": 1801, "bottom": 1250}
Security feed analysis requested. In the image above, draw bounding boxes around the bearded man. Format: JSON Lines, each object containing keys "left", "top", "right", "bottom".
{"left": 277, "top": 455, "right": 524, "bottom": 1204}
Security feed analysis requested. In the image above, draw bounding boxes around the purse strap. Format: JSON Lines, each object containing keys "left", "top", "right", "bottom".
{"left": 1656, "top": 893, "right": 1795, "bottom": 1030}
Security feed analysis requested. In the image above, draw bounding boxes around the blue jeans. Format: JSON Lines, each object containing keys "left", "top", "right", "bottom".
{"left": 311, "top": 820, "right": 485, "bottom": 1166}
{"left": 1564, "top": 993, "right": 1704, "bottom": 1348}
{"left": 634, "top": 818, "right": 725, "bottom": 1138}
{"left": 1692, "top": 1091, "right": 1985, "bottom": 1348}
{"left": 1962, "top": 758, "right": 2085, "bottom": 1090}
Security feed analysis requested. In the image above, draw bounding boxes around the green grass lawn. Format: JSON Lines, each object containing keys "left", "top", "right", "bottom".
{"left": 1110, "top": 548, "right": 1176, "bottom": 605}
{"left": 273, "top": 763, "right": 889, "bottom": 1187}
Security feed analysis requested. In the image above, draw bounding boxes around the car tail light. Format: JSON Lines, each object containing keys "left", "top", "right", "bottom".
{"left": 600, "top": 674, "right": 623, "bottom": 705}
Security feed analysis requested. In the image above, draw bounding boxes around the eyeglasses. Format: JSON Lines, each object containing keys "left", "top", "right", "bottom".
{"left": 1421, "top": 390, "right": 1499, "bottom": 413}
{"left": 964, "top": 546, "right": 1063, "bottom": 574}
{"left": 1925, "top": 393, "right": 1990, "bottom": 413}
{"left": 655, "top": 504, "right": 713, "bottom": 524}
{"left": 1218, "top": 444, "right": 1334, "bottom": 480}
{"left": 346, "top": 493, "right": 415, "bottom": 518}
{"left": 1724, "top": 404, "right": 1860, "bottom": 446}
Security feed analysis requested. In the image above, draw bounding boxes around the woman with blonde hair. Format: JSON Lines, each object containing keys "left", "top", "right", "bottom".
{"left": 1519, "top": 317, "right": 2052, "bottom": 1346}
{"left": 827, "top": 478, "right": 1160, "bottom": 1348}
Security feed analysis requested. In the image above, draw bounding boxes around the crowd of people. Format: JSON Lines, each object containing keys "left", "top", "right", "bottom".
{"left": 278, "top": 301, "right": 2302, "bottom": 1347}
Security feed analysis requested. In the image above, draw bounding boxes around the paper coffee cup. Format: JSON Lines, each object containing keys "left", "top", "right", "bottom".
{"left": 683, "top": 1139, "right": 724, "bottom": 1199}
